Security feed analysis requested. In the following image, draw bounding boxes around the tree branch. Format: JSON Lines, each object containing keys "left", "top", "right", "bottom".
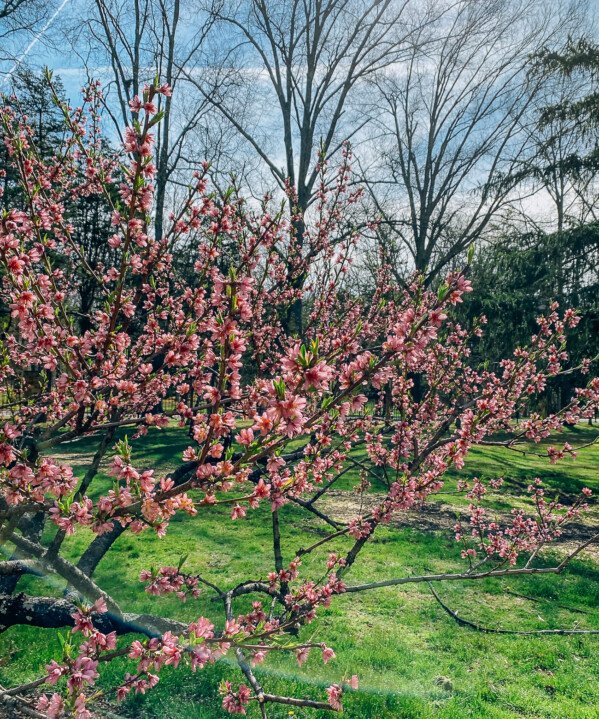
{"left": 0, "top": 592, "right": 187, "bottom": 637}
{"left": 429, "top": 583, "right": 599, "bottom": 636}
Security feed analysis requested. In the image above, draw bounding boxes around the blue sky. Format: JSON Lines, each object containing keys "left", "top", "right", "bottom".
{"left": 4, "top": 0, "right": 599, "bottom": 103}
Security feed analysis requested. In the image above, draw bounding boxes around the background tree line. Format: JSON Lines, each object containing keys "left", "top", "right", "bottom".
{"left": 0, "top": 0, "right": 597, "bottom": 410}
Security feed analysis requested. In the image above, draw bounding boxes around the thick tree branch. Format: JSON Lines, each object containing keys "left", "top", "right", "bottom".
{"left": 0, "top": 592, "right": 187, "bottom": 637}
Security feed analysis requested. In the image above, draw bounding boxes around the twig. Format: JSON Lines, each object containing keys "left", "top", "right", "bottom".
{"left": 428, "top": 583, "right": 599, "bottom": 636}
{"left": 0, "top": 684, "right": 45, "bottom": 718}
{"left": 345, "top": 533, "right": 599, "bottom": 592}
{"left": 261, "top": 693, "right": 335, "bottom": 710}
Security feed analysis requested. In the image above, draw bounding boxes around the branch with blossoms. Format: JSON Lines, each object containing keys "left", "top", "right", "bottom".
{"left": 0, "top": 80, "right": 597, "bottom": 718}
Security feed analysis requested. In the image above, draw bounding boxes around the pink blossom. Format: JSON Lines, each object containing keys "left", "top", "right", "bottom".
{"left": 326, "top": 684, "right": 343, "bottom": 710}
{"left": 321, "top": 645, "right": 336, "bottom": 664}
{"left": 231, "top": 504, "right": 246, "bottom": 520}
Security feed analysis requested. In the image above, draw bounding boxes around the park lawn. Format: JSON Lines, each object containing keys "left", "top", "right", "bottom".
{"left": 0, "top": 425, "right": 598, "bottom": 718}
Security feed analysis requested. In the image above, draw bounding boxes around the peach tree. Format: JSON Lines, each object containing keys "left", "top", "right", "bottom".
{"left": 0, "top": 79, "right": 597, "bottom": 718}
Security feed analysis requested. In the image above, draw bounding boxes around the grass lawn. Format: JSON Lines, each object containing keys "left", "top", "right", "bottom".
{"left": 1, "top": 424, "right": 598, "bottom": 718}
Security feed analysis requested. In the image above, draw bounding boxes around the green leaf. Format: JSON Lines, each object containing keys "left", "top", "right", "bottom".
{"left": 273, "top": 379, "right": 286, "bottom": 400}
{"left": 148, "top": 110, "right": 165, "bottom": 128}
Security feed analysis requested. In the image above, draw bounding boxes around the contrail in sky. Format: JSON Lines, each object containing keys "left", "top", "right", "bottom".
{"left": 1, "top": 0, "right": 72, "bottom": 87}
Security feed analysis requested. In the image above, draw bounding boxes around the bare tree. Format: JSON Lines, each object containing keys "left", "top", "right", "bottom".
{"left": 364, "top": 0, "right": 585, "bottom": 285}
{"left": 0, "top": 0, "right": 40, "bottom": 20}
{"left": 0, "top": 0, "right": 48, "bottom": 28}
{"left": 64, "top": 0, "right": 217, "bottom": 241}
{"left": 183, "top": 0, "right": 435, "bottom": 332}
{"left": 0, "top": 0, "right": 53, "bottom": 66}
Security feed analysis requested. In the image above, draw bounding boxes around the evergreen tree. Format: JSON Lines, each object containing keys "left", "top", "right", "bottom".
{"left": 464, "top": 224, "right": 599, "bottom": 411}
{"left": 536, "top": 38, "right": 599, "bottom": 177}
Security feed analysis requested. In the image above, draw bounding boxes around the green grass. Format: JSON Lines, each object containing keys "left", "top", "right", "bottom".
{"left": 1, "top": 425, "right": 598, "bottom": 718}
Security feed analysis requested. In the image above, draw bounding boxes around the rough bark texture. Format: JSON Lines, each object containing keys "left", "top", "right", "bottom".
{"left": 0, "top": 592, "right": 187, "bottom": 637}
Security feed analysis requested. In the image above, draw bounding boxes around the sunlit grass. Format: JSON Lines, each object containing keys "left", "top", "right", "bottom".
{"left": 1, "top": 424, "right": 597, "bottom": 717}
